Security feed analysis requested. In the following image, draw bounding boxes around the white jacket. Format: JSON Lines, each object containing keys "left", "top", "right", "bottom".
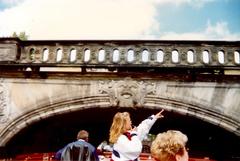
{"left": 111, "top": 115, "right": 157, "bottom": 161}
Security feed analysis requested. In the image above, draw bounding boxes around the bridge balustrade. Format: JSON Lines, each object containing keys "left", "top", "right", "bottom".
{"left": 0, "top": 38, "right": 240, "bottom": 69}
{"left": 22, "top": 43, "right": 240, "bottom": 67}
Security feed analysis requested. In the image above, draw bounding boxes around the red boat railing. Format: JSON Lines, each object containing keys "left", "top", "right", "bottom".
{"left": 11, "top": 152, "right": 216, "bottom": 161}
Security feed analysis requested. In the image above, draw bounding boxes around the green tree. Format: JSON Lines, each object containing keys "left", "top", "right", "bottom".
{"left": 12, "top": 32, "right": 18, "bottom": 37}
{"left": 12, "top": 31, "right": 28, "bottom": 40}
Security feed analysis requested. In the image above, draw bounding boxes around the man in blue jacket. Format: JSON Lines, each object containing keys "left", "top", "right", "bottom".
{"left": 55, "top": 130, "right": 99, "bottom": 161}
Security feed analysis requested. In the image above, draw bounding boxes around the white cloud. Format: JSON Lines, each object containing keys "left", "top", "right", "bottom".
{"left": 205, "top": 21, "right": 232, "bottom": 39}
{"left": 159, "top": 21, "right": 240, "bottom": 40}
{"left": 0, "top": 0, "right": 158, "bottom": 39}
{"left": 0, "top": 0, "right": 217, "bottom": 40}
{"left": 0, "top": 0, "right": 238, "bottom": 40}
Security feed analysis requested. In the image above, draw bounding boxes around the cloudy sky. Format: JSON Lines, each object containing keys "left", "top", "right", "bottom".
{"left": 0, "top": 0, "right": 239, "bottom": 40}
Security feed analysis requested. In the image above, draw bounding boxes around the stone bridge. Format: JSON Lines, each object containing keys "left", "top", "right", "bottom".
{"left": 0, "top": 38, "right": 240, "bottom": 159}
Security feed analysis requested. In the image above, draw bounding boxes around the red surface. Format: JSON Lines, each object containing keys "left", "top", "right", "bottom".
{"left": 12, "top": 152, "right": 216, "bottom": 161}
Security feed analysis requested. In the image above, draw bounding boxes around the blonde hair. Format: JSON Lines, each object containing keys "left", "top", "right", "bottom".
{"left": 109, "top": 112, "right": 130, "bottom": 144}
{"left": 151, "top": 130, "right": 188, "bottom": 161}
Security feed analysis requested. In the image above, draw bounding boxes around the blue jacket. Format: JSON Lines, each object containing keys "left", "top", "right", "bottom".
{"left": 55, "top": 140, "right": 99, "bottom": 161}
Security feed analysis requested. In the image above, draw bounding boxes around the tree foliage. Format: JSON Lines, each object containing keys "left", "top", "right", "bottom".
{"left": 12, "top": 31, "right": 28, "bottom": 40}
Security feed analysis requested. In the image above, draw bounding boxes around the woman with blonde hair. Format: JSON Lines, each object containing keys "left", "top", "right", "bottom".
{"left": 109, "top": 110, "right": 164, "bottom": 161}
{"left": 151, "top": 130, "right": 189, "bottom": 161}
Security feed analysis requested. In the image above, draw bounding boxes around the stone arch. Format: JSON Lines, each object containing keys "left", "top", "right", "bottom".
{"left": 1, "top": 94, "right": 239, "bottom": 147}
{"left": 0, "top": 95, "right": 110, "bottom": 146}
{"left": 144, "top": 96, "right": 240, "bottom": 136}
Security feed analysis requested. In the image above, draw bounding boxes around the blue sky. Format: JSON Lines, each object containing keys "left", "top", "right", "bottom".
{"left": 0, "top": 0, "right": 239, "bottom": 40}
{"left": 156, "top": 0, "right": 240, "bottom": 33}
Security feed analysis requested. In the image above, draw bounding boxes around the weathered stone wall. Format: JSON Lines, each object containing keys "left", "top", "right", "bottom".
{"left": 0, "top": 77, "right": 239, "bottom": 146}
{"left": 0, "top": 38, "right": 239, "bottom": 148}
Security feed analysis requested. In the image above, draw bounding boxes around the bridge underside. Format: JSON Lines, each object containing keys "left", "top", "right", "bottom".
{"left": 0, "top": 70, "right": 239, "bottom": 160}
{"left": 2, "top": 107, "right": 240, "bottom": 160}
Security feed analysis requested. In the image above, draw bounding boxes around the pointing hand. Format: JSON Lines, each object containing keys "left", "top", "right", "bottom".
{"left": 155, "top": 109, "right": 164, "bottom": 119}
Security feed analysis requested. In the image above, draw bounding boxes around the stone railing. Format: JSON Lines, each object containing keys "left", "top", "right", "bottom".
{"left": 0, "top": 38, "right": 240, "bottom": 69}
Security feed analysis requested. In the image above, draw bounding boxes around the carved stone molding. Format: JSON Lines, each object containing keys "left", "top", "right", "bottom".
{"left": 0, "top": 80, "right": 10, "bottom": 123}
{"left": 98, "top": 78, "right": 156, "bottom": 108}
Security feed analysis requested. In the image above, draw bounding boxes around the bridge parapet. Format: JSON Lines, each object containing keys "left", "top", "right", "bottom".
{"left": 0, "top": 38, "right": 240, "bottom": 69}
